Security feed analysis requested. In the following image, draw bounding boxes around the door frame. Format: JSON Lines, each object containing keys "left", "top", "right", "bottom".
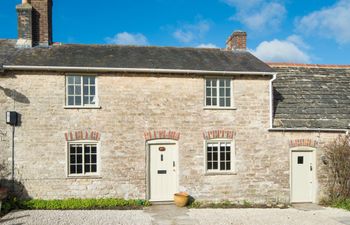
{"left": 145, "top": 139, "right": 179, "bottom": 201}
{"left": 289, "top": 147, "right": 317, "bottom": 203}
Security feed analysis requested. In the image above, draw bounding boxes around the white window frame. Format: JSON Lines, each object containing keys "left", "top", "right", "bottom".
{"left": 65, "top": 75, "right": 100, "bottom": 108}
{"left": 204, "top": 78, "right": 235, "bottom": 109}
{"left": 66, "top": 140, "right": 100, "bottom": 177}
{"left": 204, "top": 139, "right": 236, "bottom": 174}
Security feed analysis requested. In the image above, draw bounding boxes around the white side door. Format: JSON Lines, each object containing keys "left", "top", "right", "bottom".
{"left": 150, "top": 143, "right": 177, "bottom": 201}
{"left": 291, "top": 151, "right": 314, "bottom": 202}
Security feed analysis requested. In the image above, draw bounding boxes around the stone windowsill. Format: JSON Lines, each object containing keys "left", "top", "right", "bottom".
{"left": 204, "top": 172, "right": 237, "bottom": 176}
{"left": 66, "top": 175, "right": 102, "bottom": 179}
{"left": 203, "top": 106, "right": 237, "bottom": 110}
{"left": 64, "top": 106, "right": 102, "bottom": 109}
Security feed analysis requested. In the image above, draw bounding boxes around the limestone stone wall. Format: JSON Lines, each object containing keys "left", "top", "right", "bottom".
{"left": 0, "top": 71, "right": 340, "bottom": 202}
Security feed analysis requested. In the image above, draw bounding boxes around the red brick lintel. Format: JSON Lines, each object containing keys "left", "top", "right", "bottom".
{"left": 144, "top": 130, "right": 180, "bottom": 141}
{"left": 289, "top": 139, "right": 317, "bottom": 148}
{"left": 203, "top": 130, "right": 235, "bottom": 140}
{"left": 65, "top": 131, "right": 101, "bottom": 142}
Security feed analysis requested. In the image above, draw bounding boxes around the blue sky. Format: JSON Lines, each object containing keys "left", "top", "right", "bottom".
{"left": 1, "top": 0, "right": 350, "bottom": 64}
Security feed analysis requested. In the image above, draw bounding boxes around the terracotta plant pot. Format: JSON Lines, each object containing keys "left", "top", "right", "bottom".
{"left": 0, "top": 187, "right": 8, "bottom": 200}
{"left": 174, "top": 192, "right": 189, "bottom": 207}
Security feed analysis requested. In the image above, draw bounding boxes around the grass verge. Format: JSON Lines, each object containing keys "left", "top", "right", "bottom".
{"left": 1, "top": 198, "right": 150, "bottom": 215}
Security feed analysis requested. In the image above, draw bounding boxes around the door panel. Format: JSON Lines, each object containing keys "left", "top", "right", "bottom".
{"left": 150, "top": 144, "right": 177, "bottom": 201}
{"left": 291, "top": 151, "right": 313, "bottom": 202}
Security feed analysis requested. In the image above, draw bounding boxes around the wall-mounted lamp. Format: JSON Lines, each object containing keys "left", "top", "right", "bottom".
{"left": 6, "top": 111, "right": 18, "bottom": 126}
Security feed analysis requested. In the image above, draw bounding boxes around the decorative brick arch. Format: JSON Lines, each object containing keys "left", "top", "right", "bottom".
{"left": 144, "top": 130, "right": 180, "bottom": 141}
{"left": 289, "top": 139, "right": 317, "bottom": 148}
{"left": 65, "top": 130, "right": 101, "bottom": 141}
{"left": 203, "top": 130, "right": 235, "bottom": 140}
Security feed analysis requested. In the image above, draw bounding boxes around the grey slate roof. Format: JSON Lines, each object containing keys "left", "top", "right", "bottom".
{"left": 0, "top": 39, "right": 273, "bottom": 73}
{"left": 272, "top": 65, "right": 350, "bottom": 129}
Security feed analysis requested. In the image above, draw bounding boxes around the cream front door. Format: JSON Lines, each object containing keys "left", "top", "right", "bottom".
{"left": 291, "top": 151, "right": 314, "bottom": 202}
{"left": 150, "top": 143, "right": 177, "bottom": 201}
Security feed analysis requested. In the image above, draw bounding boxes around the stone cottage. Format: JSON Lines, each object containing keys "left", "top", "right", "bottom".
{"left": 1, "top": 0, "right": 350, "bottom": 203}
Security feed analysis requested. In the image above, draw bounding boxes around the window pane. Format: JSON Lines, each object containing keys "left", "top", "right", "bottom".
{"left": 85, "top": 146, "right": 91, "bottom": 154}
{"left": 213, "top": 152, "right": 218, "bottom": 161}
{"left": 75, "top": 86, "right": 81, "bottom": 95}
{"left": 77, "top": 146, "right": 82, "bottom": 154}
{"left": 212, "top": 88, "right": 217, "bottom": 96}
{"left": 85, "top": 154, "right": 90, "bottom": 163}
{"left": 207, "top": 152, "right": 212, "bottom": 161}
{"left": 213, "top": 162, "right": 218, "bottom": 169}
{"left": 219, "top": 88, "right": 224, "bottom": 96}
{"left": 67, "top": 76, "right": 74, "bottom": 84}
{"left": 83, "top": 86, "right": 89, "bottom": 95}
{"left": 219, "top": 98, "right": 225, "bottom": 106}
{"left": 220, "top": 162, "right": 225, "bottom": 170}
{"left": 212, "top": 98, "right": 217, "bottom": 106}
{"left": 90, "top": 97, "right": 95, "bottom": 104}
{"left": 90, "top": 77, "right": 95, "bottom": 85}
{"left": 206, "top": 98, "right": 211, "bottom": 106}
{"left": 226, "top": 98, "right": 231, "bottom": 107}
{"left": 77, "top": 155, "right": 82, "bottom": 164}
{"left": 206, "top": 80, "right": 211, "bottom": 87}
{"left": 226, "top": 162, "right": 231, "bottom": 170}
{"left": 207, "top": 162, "right": 212, "bottom": 170}
{"left": 91, "top": 146, "right": 97, "bottom": 153}
{"left": 219, "top": 79, "right": 224, "bottom": 87}
{"left": 206, "top": 88, "right": 211, "bottom": 96}
{"left": 83, "top": 96, "right": 89, "bottom": 104}
{"left": 75, "top": 96, "right": 81, "bottom": 105}
{"left": 68, "top": 86, "right": 74, "bottom": 95}
{"left": 68, "top": 96, "right": 74, "bottom": 106}
{"left": 90, "top": 86, "right": 95, "bottom": 95}
{"left": 91, "top": 165, "right": 97, "bottom": 172}
{"left": 226, "top": 152, "right": 231, "bottom": 161}
{"left": 83, "top": 76, "right": 89, "bottom": 85}
{"left": 70, "top": 155, "right": 75, "bottom": 163}
{"left": 220, "top": 152, "right": 225, "bottom": 161}
{"left": 91, "top": 155, "right": 97, "bottom": 163}
{"left": 85, "top": 165, "right": 90, "bottom": 173}
{"left": 76, "top": 165, "right": 82, "bottom": 174}
{"left": 226, "top": 88, "right": 230, "bottom": 97}
{"left": 74, "top": 76, "right": 81, "bottom": 84}
{"left": 212, "top": 80, "right": 217, "bottom": 86}
{"left": 70, "top": 165, "right": 76, "bottom": 174}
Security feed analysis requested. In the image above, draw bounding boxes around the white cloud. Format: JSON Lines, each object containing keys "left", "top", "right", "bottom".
{"left": 251, "top": 36, "right": 311, "bottom": 63}
{"left": 105, "top": 32, "right": 149, "bottom": 46}
{"left": 197, "top": 43, "right": 219, "bottom": 48}
{"left": 295, "top": 0, "right": 350, "bottom": 44}
{"left": 223, "top": 0, "right": 286, "bottom": 31}
{"left": 173, "top": 20, "right": 211, "bottom": 43}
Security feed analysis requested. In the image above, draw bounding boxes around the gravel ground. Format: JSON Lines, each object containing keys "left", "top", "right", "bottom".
{"left": 0, "top": 210, "right": 153, "bottom": 225}
{"left": 188, "top": 207, "right": 350, "bottom": 225}
{"left": 1, "top": 206, "right": 350, "bottom": 225}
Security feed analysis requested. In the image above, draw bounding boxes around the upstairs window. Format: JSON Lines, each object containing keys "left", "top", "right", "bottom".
{"left": 66, "top": 76, "right": 97, "bottom": 106}
{"left": 205, "top": 78, "right": 231, "bottom": 107}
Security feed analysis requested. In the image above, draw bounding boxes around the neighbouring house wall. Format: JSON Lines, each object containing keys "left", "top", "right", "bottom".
{"left": 0, "top": 71, "right": 340, "bottom": 202}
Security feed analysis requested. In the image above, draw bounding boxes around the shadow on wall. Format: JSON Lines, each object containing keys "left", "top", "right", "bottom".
{"left": 0, "top": 86, "right": 30, "bottom": 104}
{"left": 0, "top": 179, "right": 30, "bottom": 200}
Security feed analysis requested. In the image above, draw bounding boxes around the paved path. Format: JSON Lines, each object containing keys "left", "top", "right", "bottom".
{"left": 1, "top": 205, "right": 350, "bottom": 225}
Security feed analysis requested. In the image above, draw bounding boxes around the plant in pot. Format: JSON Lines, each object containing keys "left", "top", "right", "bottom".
{"left": 174, "top": 192, "right": 189, "bottom": 207}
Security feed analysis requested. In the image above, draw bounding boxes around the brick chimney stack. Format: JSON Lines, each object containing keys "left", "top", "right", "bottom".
{"left": 16, "top": 0, "right": 33, "bottom": 48}
{"left": 16, "top": 0, "right": 53, "bottom": 48}
{"left": 226, "top": 31, "right": 247, "bottom": 51}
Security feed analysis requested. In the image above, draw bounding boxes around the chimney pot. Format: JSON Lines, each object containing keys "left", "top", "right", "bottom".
{"left": 226, "top": 30, "right": 247, "bottom": 51}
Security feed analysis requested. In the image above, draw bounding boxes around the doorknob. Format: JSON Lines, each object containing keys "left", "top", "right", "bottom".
{"left": 310, "top": 164, "right": 313, "bottom": 171}
{"left": 173, "top": 161, "right": 175, "bottom": 167}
